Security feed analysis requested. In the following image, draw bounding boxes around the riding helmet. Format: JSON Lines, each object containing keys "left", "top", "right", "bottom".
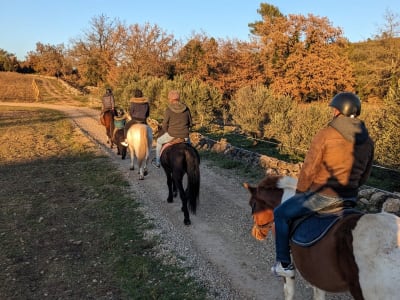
{"left": 115, "top": 107, "right": 124, "bottom": 117}
{"left": 329, "top": 92, "right": 361, "bottom": 117}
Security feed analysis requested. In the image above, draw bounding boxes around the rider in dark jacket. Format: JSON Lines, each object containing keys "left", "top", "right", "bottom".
{"left": 121, "top": 89, "right": 150, "bottom": 147}
{"left": 100, "top": 88, "right": 115, "bottom": 124}
{"left": 153, "top": 90, "right": 192, "bottom": 168}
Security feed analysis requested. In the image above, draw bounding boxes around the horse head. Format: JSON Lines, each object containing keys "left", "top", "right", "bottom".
{"left": 243, "top": 176, "right": 297, "bottom": 241}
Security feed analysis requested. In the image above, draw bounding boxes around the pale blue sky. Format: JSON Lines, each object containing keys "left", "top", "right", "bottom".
{"left": 1, "top": 0, "right": 398, "bottom": 60}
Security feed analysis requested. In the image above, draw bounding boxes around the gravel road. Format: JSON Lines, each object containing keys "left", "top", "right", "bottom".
{"left": 1, "top": 102, "right": 352, "bottom": 300}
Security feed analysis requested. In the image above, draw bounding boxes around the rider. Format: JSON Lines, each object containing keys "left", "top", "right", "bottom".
{"left": 121, "top": 89, "right": 149, "bottom": 147}
{"left": 271, "top": 92, "right": 374, "bottom": 277}
{"left": 113, "top": 107, "right": 130, "bottom": 141}
{"left": 100, "top": 88, "right": 115, "bottom": 124}
{"left": 152, "top": 90, "right": 193, "bottom": 168}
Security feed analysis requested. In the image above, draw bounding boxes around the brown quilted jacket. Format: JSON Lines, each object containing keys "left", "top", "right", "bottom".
{"left": 296, "top": 115, "right": 374, "bottom": 198}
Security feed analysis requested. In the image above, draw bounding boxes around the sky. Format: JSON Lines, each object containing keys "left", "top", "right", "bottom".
{"left": 2, "top": 0, "right": 399, "bottom": 60}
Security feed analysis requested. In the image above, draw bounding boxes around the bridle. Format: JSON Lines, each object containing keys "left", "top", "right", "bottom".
{"left": 251, "top": 201, "right": 274, "bottom": 231}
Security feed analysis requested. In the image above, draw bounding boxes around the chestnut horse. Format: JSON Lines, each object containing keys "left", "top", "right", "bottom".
{"left": 244, "top": 175, "right": 400, "bottom": 300}
{"left": 126, "top": 123, "right": 152, "bottom": 180}
{"left": 100, "top": 110, "right": 114, "bottom": 147}
{"left": 160, "top": 142, "right": 200, "bottom": 225}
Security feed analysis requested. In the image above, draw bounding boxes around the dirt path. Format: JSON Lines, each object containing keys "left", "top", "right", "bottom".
{"left": 1, "top": 101, "right": 351, "bottom": 300}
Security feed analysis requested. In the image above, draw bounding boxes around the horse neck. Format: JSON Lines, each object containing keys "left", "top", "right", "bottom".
{"left": 278, "top": 176, "right": 297, "bottom": 203}
{"left": 281, "top": 188, "right": 296, "bottom": 203}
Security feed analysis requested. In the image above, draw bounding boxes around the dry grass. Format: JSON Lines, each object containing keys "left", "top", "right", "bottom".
{"left": 0, "top": 107, "right": 206, "bottom": 299}
{"left": 0, "top": 72, "right": 36, "bottom": 101}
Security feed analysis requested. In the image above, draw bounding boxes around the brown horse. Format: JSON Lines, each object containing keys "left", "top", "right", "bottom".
{"left": 100, "top": 110, "right": 114, "bottom": 147}
{"left": 112, "top": 128, "right": 127, "bottom": 159}
{"left": 244, "top": 175, "right": 400, "bottom": 300}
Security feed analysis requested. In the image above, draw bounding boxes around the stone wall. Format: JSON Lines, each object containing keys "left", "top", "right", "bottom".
{"left": 191, "top": 132, "right": 400, "bottom": 215}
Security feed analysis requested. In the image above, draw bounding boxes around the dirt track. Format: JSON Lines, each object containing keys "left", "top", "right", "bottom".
{"left": 1, "top": 101, "right": 352, "bottom": 300}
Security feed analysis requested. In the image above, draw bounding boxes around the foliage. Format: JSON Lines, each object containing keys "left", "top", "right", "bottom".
{"left": 0, "top": 49, "right": 19, "bottom": 71}
{"left": 252, "top": 6, "right": 354, "bottom": 101}
{"left": 230, "top": 84, "right": 289, "bottom": 137}
{"left": 26, "top": 42, "right": 67, "bottom": 77}
{"left": 363, "top": 80, "right": 400, "bottom": 168}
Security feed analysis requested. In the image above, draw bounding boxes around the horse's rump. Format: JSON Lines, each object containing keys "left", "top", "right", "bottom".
{"left": 126, "top": 124, "right": 152, "bottom": 179}
{"left": 161, "top": 142, "right": 200, "bottom": 218}
{"left": 127, "top": 123, "right": 151, "bottom": 161}
{"left": 352, "top": 212, "right": 400, "bottom": 299}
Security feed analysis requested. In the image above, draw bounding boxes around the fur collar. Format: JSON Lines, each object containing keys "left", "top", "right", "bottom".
{"left": 130, "top": 97, "right": 148, "bottom": 103}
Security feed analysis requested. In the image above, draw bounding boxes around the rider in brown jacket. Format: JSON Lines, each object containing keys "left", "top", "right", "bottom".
{"left": 272, "top": 92, "right": 374, "bottom": 278}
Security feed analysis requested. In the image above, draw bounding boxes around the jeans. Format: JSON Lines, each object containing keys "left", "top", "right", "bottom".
{"left": 155, "top": 132, "right": 190, "bottom": 164}
{"left": 274, "top": 192, "right": 350, "bottom": 264}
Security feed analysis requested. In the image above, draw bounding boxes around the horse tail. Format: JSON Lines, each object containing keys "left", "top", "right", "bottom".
{"left": 135, "top": 124, "right": 149, "bottom": 165}
{"left": 185, "top": 145, "right": 200, "bottom": 214}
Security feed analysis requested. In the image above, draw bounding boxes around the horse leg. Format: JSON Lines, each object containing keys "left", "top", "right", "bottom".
{"left": 172, "top": 180, "right": 178, "bottom": 198}
{"left": 166, "top": 172, "right": 174, "bottom": 203}
{"left": 129, "top": 146, "right": 135, "bottom": 170}
{"left": 283, "top": 277, "right": 295, "bottom": 300}
{"left": 175, "top": 176, "right": 190, "bottom": 225}
{"left": 312, "top": 286, "right": 326, "bottom": 300}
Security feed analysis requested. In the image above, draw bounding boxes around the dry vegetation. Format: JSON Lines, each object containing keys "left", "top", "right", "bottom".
{"left": 0, "top": 72, "right": 36, "bottom": 101}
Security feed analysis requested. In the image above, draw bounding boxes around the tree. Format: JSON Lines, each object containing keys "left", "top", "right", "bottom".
{"left": 0, "top": 49, "right": 19, "bottom": 72}
{"left": 69, "top": 14, "right": 125, "bottom": 86}
{"left": 26, "top": 43, "right": 66, "bottom": 76}
{"left": 121, "top": 23, "right": 177, "bottom": 79}
{"left": 251, "top": 4, "right": 354, "bottom": 101}
{"left": 348, "top": 9, "right": 400, "bottom": 101}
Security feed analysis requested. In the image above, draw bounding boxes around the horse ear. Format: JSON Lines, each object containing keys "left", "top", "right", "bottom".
{"left": 243, "top": 183, "right": 256, "bottom": 194}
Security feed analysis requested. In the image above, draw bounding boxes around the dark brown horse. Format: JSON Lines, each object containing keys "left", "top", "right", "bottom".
{"left": 244, "top": 175, "right": 400, "bottom": 300}
{"left": 100, "top": 110, "right": 114, "bottom": 147}
{"left": 160, "top": 142, "right": 200, "bottom": 225}
{"left": 112, "top": 128, "right": 127, "bottom": 159}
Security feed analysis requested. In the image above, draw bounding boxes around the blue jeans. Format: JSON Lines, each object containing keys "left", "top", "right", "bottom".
{"left": 274, "top": 192, "right": 350, "bottom": 264}
{"left": 155, "top": 132, "right": 190, "bottom": 164}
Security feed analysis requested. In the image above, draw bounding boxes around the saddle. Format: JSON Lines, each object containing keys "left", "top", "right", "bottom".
{"left": 160, "top": 138, "right": 188, "bottom": 156}
{"left": 290, "top": 201, "right": 363, "bottom": 247}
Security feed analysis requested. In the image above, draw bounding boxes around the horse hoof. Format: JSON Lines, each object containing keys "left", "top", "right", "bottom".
{"left": 139, "top": 175, "right": 144, "bottom": 180}
{"left": 184, "top": 219, "right": 191, "bottom": 225}
{"left": 130, "top": 167, "right": 134, "bottom": 170}
{"left": 167, "top": 198, "right": 173, "bottom": 203}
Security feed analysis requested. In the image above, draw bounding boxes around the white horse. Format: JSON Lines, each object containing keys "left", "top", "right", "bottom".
{"left": 126, "top": 123, "right": 153, "bottom": 180}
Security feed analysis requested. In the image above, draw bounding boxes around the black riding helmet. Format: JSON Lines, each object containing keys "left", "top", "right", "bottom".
{"left": 329, "top": 92, "right": 361, "bottom": 117}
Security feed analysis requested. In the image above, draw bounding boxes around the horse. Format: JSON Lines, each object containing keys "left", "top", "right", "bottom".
{"left": 111, "top": 128, "right": 127, "bottom": 159}
{"left": 160, "top": 142, "right": 200, "bottom": 225}
{"left": 100, "top": 110, "right": 114, "bottom": 147}
{"left": 243, "top": 175, "right": 400, "bottom": 300}
{"left": 126, "top": 123, "right": 152, "bottom": 180}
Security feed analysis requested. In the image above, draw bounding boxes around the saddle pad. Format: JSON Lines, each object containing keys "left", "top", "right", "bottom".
{"left": 291, "top": 209, "right": 361, "bottom": 247}
{"left": 160, "top": 139, "right": 187, "bottom": 156}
